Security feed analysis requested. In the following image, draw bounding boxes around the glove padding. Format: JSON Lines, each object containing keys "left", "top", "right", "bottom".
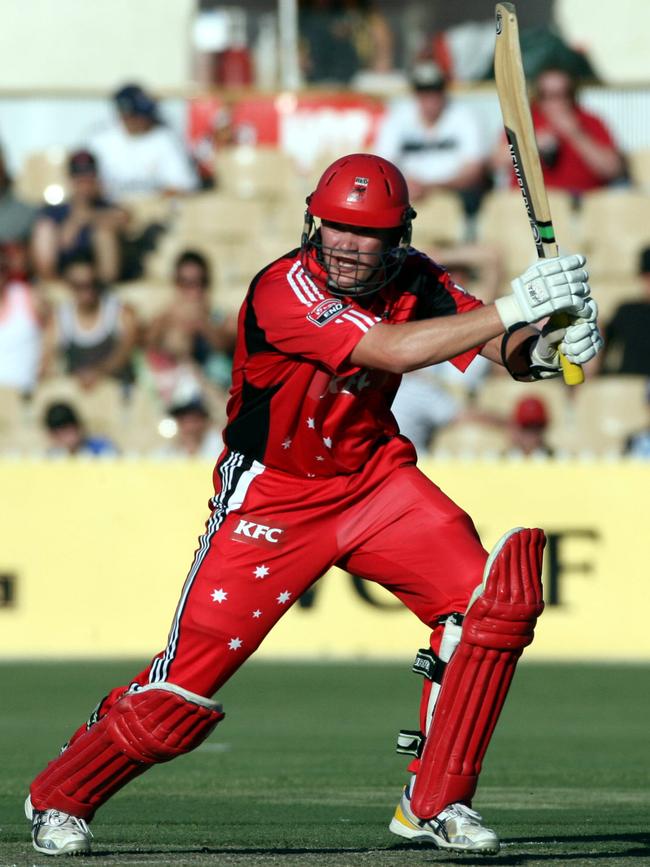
{"left": 530, "top": 299, "right": 603, "bottom": 379}
{"left": 496, "top": 254, "right": 591, "bottom": 330}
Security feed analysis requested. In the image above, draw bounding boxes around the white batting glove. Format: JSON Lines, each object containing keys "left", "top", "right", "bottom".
{"left": 529, "top": 299, "right": 603, "bottom": 378}
{"left": 495, "top": 254, "right": 591, "bottom": 330}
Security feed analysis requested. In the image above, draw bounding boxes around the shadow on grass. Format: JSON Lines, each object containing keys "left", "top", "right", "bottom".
{"left": 93, "top": 832, "right": 650, "bottom": 862}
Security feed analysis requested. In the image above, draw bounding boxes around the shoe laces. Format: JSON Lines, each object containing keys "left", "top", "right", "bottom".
{"left": 36, "top": 809, "right": 92, "bottom": 837}
{"left": 439, "top": 803, "right": 483, "bottom": 825}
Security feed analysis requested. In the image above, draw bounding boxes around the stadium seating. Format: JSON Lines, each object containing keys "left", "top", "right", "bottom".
{"left": 215, "top": 146, "right": 301, "bottom": 201}
{"left": 476, "top": 189, "right": 580, "bottom": 277}
{"left": 14, "top": 148, "right": 68, "bottom": 204}
{"left": 431, "top": 419, "right": 509, "bottom": 458}
{"left": 408, "top": 191, "right": 466, "bottom": 247}
{"left": 580, "top": 189, "right": 650, "bottom": 279}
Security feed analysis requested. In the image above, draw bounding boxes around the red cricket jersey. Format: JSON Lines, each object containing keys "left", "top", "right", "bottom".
{"left": 223, "top": 247, "right": 483, "bottom": 477}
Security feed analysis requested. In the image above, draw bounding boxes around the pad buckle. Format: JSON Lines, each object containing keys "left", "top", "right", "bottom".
{"left": 396, "top": 729, "right": 424, "bottom": 758}
{"left": 411, "top": 648, "right": 446, "bottom": 683}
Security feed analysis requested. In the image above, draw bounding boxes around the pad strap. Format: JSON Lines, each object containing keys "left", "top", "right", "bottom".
{"left": 396, "top": 729, "right": 425, "bottom": 758}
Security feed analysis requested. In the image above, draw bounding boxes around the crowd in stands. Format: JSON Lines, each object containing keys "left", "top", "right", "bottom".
{"left": 1, "top": 67, "right": 649, "bottom": 461}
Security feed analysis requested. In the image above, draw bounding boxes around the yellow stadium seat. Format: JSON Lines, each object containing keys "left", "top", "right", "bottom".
{"left": 431, "top": 420, "right": 509, "bottom": 457}
{"left": 474, "top": 376, "right": 572, "bottom": 429}
{"left": 116, "top": 280, "right": 175, "bottom": 323}
{"left": 215, "top": 146, "right": 300, "bottom": 201}
{"left": 14, "top": 148, "right": 68, "bottom": 204}
{"left": 580, "top": 189, "right": 650, "bottom": 279}
{"left": 476, "top": 189, "right": 580, "bottom": 277}
{"left": 173, "top": 193, "right": 265, "bottom": 242}
{"left": 410, "top": 191, "right": 467, "bottom": 247}
{"left": 627, "top": 148, "right": 650, "bottom": 191}
{"left": 0, "top": 387, "right": 26, "bottom": 452}
{"left": 571, "top": 375, "right": 649, "bottom": 454}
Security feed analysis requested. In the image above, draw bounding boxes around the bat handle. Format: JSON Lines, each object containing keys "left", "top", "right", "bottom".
{"left": 548, "top": 312, "right": 584, "bottom": 386}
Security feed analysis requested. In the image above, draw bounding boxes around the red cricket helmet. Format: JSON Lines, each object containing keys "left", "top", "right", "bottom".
{"left": 307, "top": 153, "right": 412, "bottom": 228}
{"left": 301, "top": 153, "right": 416, "bottom": 296}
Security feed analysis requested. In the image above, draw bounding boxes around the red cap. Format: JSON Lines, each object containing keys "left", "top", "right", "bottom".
{"left": 514, "top": 396, "right": 549, "bottom": 428}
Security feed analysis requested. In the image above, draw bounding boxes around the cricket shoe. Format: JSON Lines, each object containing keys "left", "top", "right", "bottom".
{"left": 389, "top": 784, "right": 500, "bottom": 854}
{"left": 25, "top": 795, "right": 92, "bottom": 856}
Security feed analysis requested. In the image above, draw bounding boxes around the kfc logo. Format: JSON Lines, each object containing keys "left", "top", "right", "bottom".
{"left": 232, "top": 517, "right": 285, "bottom": 546}
{"left": 307, "top": 298, "right": 350, "bottom": 327}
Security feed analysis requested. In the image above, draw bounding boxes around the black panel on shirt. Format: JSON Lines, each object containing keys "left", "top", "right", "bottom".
{"left": 398, "top": 254, "right": 459, "bottom": 320}
{"left": 224, "top": 377, "right": 281, "bottom": 461}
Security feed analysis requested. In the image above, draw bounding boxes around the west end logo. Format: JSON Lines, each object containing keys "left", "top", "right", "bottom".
{"left": 307, "top": 298, "right": 349, "bottom": 327}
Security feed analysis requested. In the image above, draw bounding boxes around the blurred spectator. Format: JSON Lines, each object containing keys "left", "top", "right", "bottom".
{"left": 493, "top": 68, "right": 625, "bottom": 195}
{"left": 31, "top": 150, "right": 127, "bottom": 284}
{"left": 157, "top": 393, "right": 223, "bottom": 459}
{"left": 600, "top": 246, "right": 650, "bottom": 376}
{"left": 391, "top": 244, "right": 501, "bottom": 454}
{"left": 0, "top": 243, "right": 49, "bottom": 394}
{"left": 144, "top": 250, "right": 237, "bottom": 403}
{"left": 624, "top": 383, "right": 650, "bottom": 458}
{"left": 299, "top": 0, "right": 393, "bottom": 84}
{"left": 88, "top": 83, "right": 199, "bottom": 200}
{"left": 505, "top": 396, "right": 554, "bottom": 458}
{"left": 0, "top": 145, "right": 37, "bottom": 244}
{"left": 41, "top": 255, "right": 137, "bottom": 389}
{"left": 373, "top": 61, "right": 489, "bottom": 215}
{"left": 43, "top": 400, "right": 118, "bottom": 457}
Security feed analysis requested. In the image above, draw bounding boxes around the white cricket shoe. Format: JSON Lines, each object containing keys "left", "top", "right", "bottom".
{"left": 25, "top": 795, "right": 92, "bottom": 856}
{"left": 389, "top": 784, "right": 500, "bottom": 854}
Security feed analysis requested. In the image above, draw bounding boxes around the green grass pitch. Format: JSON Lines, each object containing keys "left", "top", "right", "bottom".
{"left": 1, "top": 661, "right": 648, "bottom": 866}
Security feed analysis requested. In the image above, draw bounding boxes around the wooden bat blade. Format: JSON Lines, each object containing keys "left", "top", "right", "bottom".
{"left": 494, "top": 1, "right": 584, "bottom": 385}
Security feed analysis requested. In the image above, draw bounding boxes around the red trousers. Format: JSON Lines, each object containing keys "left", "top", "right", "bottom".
{"left": 81, "top": 443, "right": 488, "bottom": 755}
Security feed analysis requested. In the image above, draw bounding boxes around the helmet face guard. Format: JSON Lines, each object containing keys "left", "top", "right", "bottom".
{"left": 300, "top": 154, "right": 416, "bottom": 298}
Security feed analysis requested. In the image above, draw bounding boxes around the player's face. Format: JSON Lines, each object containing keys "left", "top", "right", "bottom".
{"left": 320, "top": 221, "right": 391, "bottom": 290}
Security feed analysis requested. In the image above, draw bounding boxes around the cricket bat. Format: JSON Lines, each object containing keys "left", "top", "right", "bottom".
{"left": 494, "top": 1, "right": 584, "bottom": 385}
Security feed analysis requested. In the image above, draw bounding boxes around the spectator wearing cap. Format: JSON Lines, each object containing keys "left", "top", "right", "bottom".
{"left": 0, "top": 243, "right": 49, "bottom": 394}
{"left": 373, "top": 60, "right": 489, "bottom": 215}
{"left": 506, "top": 396, "right": 553, "bottom": 458}
{"left": 87, "top": 83, "right": 199, "bottom": 200}
{"left": 40, "top": 254, "right": 137, "bottom": 390}
{"left": 156, "top": 392, "right": 223, "bottom": 459}
{"left": 600, "top": 246, "right": 650, "bottom": 376}
{"left": 43, "top": 400, "right": 118, "bottom": 457}
{"left": 31, "top": 149, "right": 127, "bottom": 283}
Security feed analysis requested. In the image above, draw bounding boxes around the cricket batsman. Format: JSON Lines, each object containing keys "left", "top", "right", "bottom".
{"left": 25, "top": 154, "right": 602, "bottom": 856}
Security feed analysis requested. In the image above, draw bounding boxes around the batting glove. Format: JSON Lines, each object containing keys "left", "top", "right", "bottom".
{"left": 495, "top": 254, "right": 591, "bottom": 330}
{"left": 530, "top": 299, "right": 603, "bottom": 378}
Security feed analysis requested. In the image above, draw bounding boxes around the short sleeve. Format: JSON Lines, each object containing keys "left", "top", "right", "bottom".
{"left": 251, "top": 261, "right": 378, "bottom": 375}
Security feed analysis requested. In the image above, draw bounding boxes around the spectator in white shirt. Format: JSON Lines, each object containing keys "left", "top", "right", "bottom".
{"left": 88, "top": 83, "right": 199, "bottom": 200}
{"left": 374, "top": 61, "right": 489, "bottom": 215}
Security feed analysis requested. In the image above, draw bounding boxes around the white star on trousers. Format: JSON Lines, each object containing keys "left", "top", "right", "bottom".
{"left": 211, "top": 588, "right": 228, "bottom": 603}
{"left": 307, "top": 417, "right": 315, "bottom": 429}
{"left": 277, "top": 590, "right": 292, "bottom": 605}
{"left": 254, "top": 564, "right": 270, "bottom": 579}
{"left": 252, "top": 609, "right": 262, "bottom": 619}
{"left": 282, "top": 437, "right": 292, "bottom": 449}
{"left": 323, "top": 436, "right": 332, "bottom": 448}
{"left": 228, "top": 637, "right": 243, "bottom": 650}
